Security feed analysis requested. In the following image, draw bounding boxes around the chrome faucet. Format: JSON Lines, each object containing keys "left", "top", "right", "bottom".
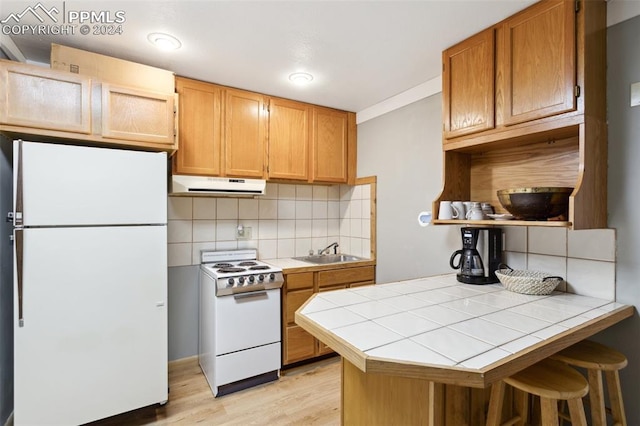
{"left": 318, "top": 242, "right": 339, "bottom": 255}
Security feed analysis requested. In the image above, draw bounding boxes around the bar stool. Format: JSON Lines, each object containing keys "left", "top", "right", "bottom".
{"left": 551, "top": 340, "right": 627, "bottom": 426}
{"left": 486, "top": 358, "right": 589, "bottom": 426}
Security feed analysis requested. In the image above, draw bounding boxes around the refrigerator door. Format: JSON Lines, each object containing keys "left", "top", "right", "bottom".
{"left": 14, "top": 225, "right": 168, "bottom": 426}
{"left": 14, "top": 140, "right": 167, "bottom": 226}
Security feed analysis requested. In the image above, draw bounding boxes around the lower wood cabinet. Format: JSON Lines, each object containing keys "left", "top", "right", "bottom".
{"left": 285, "top": 325, "right": 316, "bottom": 362}
{"left": 282, "top": 265, "right": 375, "bottom": 366}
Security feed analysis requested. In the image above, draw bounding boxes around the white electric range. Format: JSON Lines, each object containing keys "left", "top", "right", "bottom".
{"left": 198, "top": 249, "right": 284, "bottom": 397}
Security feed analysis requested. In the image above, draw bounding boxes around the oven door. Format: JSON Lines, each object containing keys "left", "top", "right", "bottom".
{"left": 214, "top": 289, "right": 281, "bottom": 355}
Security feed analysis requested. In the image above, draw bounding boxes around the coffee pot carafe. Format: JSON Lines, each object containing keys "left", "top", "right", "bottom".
{"left": 450, "top": 227, "right": 503, "bottom": 284}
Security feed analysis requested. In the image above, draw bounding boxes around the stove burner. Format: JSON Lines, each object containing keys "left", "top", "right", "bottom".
{"left": 217, "top": 267, "right": 246, "bottom": 273}
{"left": 213, "top": 263, "right": 233, "bottom": 268}
{"left": 238, "top": 261, "right": 258, "bottom": 266}
{"left": 249, "top": 265, "right": 270, "bottom": 271}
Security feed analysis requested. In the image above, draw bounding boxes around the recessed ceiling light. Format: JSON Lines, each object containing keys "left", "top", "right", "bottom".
{"left": 288, "top": 72, "right": 314, "bottom": 85}
{"left": 147, "top": 32, "right": 182, "bottom": 51}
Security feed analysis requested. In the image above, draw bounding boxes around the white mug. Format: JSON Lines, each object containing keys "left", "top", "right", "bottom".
{"left": 466, "top": 202, "right": 485, "bottom": 220}
{"left": 452, "top": 201, "right": 466, "bottom": 220}
{"left": 438, "top": 201, "right": 459, "bottom": 220}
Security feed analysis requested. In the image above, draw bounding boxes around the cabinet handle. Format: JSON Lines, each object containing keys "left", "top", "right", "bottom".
{"left": 15, "top": 140, "right": 23, "bottom": 226}
{"left": 15, "top": 229, "right": 24, "bottom": 327}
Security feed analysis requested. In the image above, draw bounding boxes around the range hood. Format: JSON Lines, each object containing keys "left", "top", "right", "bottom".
{"left": 171, "top": 175, "right": 266, "bottom": 196}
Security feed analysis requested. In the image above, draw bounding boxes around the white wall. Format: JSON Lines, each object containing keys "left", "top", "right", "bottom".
{"left": 601, "top": 14, "right": 640, "bottom": 425}
{"left": 356, "top": 95, "right": 460, "bottom": 283}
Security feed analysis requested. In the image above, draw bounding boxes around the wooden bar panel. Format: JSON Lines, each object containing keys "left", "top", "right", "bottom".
{"left": 342, "top": 359, "right": 432, "bottom": 425}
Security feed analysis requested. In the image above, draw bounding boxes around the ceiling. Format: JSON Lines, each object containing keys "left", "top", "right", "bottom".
{"left": 3, "top": 0, "right": 567, "bottom": 114}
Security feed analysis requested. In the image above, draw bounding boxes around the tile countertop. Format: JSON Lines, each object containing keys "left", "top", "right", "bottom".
{"left": 263, "top": 256, "right": 375, "bottom": 273}
{"left": 295, "top": 273, "right": 634, "bottom": 388}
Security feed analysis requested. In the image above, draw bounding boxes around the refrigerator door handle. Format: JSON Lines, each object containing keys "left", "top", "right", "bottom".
{"left": 15, "top": 139, "right": 24, "bottom": 226}
{"left": 15, "top": 228, "right": 24, "bottom": 327}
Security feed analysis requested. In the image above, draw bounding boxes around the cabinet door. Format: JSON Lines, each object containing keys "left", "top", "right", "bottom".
{"left": 283, "top": 272, "right": 315, "bottom": 365}
{"left": 284, "top": 325, "right": 316, "bottom": 365}
{"left": 0, "top": 61, "right": 91, "bottom": 134}
{"left": 443, "top": 28, "right": 495, "bottom": 139}
{"left": 174, "top": 78, "right": 222, "bottom": 176}
{"left": 268, "top": 98, "right": 310, "bottom": 181}
{"left": 503, "top": 0, "right": 576, "bottom": 125}
{"left": 101, "top": 83, "right": 175, "bottom": 147}
{"left": 312, "top": 107, "right": 349, "bottom": 183}
{"left": 286, "top": 289, "right": 314, "bottom": 325}
{"left": 224, "top": 88, "right": 266, "bottom": 178}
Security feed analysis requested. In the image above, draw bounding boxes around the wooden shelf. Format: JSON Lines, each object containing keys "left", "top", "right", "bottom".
{"left": 432, "top": 219, "right": 571, "bottom": 227}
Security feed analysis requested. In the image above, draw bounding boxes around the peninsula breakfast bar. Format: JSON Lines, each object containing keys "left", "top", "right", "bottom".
{"left": 295, "top": 274, "right": 634, "bottom": 425}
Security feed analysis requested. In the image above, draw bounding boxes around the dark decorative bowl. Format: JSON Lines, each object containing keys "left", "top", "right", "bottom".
{"left": 496, "top": 187, "right": 573, "bottom": 220}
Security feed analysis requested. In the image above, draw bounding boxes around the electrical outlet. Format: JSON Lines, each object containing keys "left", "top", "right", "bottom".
{"left": 631, "top": 82, "right": 640, "bottom": 107}
{"left": 236, "top": 225, "right": 252, "bottom": 240}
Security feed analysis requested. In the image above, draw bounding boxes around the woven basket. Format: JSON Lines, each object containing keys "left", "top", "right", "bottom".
{"left": 495, "top": 264, "right": 564, "bottom": 295}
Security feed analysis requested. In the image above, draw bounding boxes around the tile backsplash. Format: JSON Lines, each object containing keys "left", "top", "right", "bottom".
{"left": 168, "top": 182, "right": 373, "bottom": 266}
{"left": 502, "top": 227, "right": 616, "bottom": 300}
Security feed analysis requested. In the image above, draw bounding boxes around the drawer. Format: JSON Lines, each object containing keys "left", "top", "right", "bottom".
{"left": 285, "top": 272, "right": 314, "bottom": 290}
{"left": 317, "top": 266, "right": 375, "bottom": 288}
{"left": 349, "top": 281, "right": 375, "bottom": 288}
{"left": 318, "top": 284, "right": 347, "bottom": 292}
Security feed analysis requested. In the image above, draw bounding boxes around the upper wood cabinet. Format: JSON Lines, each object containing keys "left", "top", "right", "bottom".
{"left": 435, "top": 0, "right": 607, "bottom": 230}
{"left": 503, "top": 0, "right": 576, "bottom": 125}
{"left": 173, "top": 77, "right": 222, "bottom": 176}
{"left": 443, "top": 0, "right": 578, "bottom": 140}
{"left": 0, "top": 59, "right": 177, "bottom": 152}
{"left": 267, "top": 98, "right": 310, "bottom": 181}
{"left": 100, "top": 83, "right": 175, "bottom": 146}
{"left": 268, "top": 99, "right": 356, "bottom": 184}
{"left": 312, "top": 107, "right": 352, "bottom": 183}
{"left": 224, "top": 88, "right": 267, "bottom": 178}
{"left": 443, "top": 28, "right": 495, "bottom": 139}
{"left": 174, "top": 80, "right": 266, "bottom": 178}
{"left": 173, "top": 76, "right": 357, "bottom": 183}
{"left": 0, "top": 61, "right": 91, "bottom": 135}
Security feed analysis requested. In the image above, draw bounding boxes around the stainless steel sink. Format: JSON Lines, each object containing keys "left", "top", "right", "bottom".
{"left": 293, "top": 254, "right": 365, "bottom": 264}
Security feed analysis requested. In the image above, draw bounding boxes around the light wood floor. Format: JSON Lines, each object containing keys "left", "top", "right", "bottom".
{"left": 88, "top": 356, "right": 341, "bottom": 425}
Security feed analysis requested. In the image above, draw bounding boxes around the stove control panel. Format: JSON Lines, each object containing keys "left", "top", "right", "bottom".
{"left": 217, "top": 272, "right": 284, "bottom": 296}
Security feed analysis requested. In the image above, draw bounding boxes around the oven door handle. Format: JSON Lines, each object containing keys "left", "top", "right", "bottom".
{"left": 233, "top": 291, "right": 268, "bottom": 301}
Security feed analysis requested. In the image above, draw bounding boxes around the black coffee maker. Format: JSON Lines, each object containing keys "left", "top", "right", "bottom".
{"left": 450, "top": 227, "right": 503, "bottom": 284}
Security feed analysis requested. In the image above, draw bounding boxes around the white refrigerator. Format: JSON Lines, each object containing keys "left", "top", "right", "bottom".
{"left": 11, "top": 140, "right": 168, "bottom": 425}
